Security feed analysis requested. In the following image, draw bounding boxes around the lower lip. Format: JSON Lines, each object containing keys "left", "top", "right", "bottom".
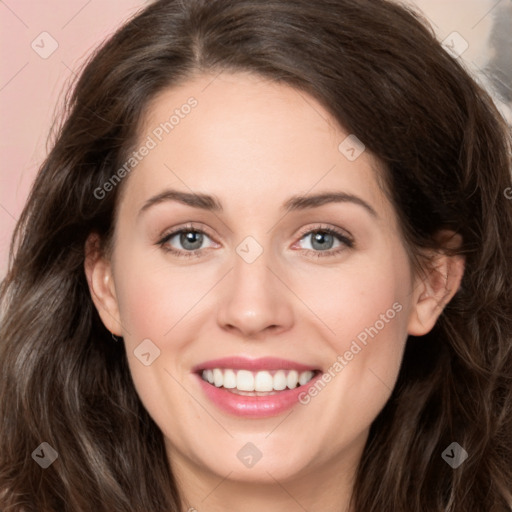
{"left": 194, "top": 372, "right": 321, "bottom": 418}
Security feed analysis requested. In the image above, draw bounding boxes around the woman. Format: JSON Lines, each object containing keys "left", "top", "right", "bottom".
{"left": 1, "top": 0, "right": 511, "bottom": 510}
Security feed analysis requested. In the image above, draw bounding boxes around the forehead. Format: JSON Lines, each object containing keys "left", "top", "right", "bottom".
{"left": 118, "top": 71, "right": 392, "bottom": 222}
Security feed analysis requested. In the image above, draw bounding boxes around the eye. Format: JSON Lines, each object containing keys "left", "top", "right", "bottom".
{"left": 156, "top": 223, "right": 354, "bottom": 259}
{"left": 156, "top": 223, "right": 217, "bottom": 258}
{"left": 294, "top": 226, "right": 354, "bottom": 258}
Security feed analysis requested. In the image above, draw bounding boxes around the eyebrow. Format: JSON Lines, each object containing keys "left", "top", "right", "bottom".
{"left": 283, "top": 191, "right": 377, "bottom": 217}
{"left": 138, "top": 188, "right": 378, "bottom": 218}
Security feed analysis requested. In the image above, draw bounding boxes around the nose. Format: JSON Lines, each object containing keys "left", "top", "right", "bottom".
{"left": 216, "top": 247, "right": 294, "bottom": 339}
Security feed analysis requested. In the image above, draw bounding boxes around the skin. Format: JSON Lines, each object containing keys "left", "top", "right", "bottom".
{"left": 85, "top": 71, "right": 464, "bottom": 512}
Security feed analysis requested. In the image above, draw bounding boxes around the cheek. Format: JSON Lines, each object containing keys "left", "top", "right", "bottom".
{"left": 298, "top": 253, "right": 411, "bottom": 353}
{"left": 295, "top": 249, "right": 411, "bottom": 415}
{"left": 110, "top": 249, "right": 201, "bottom": 435}
{"left": 112, "top": 245, "right": 211, "bottom": 341}
{"left": 110, "top": 246, "right": 219, "bottom": 401}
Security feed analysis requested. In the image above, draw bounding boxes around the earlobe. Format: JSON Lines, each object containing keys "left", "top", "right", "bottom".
{"left": 84, "top": 233, "right": 123, "bottom": 336}
{"left": 407, "top": 232, "right": 465, "bottom": 337}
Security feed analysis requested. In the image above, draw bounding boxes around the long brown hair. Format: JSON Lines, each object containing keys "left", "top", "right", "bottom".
{"left": 1, "top": 0, "right": 511, "bottom": 510}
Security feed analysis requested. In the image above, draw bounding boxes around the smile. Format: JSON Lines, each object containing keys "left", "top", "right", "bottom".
{"left": 200, "top": 368, "right": 318, "bottom": 394}
{"left": 193, "top": 357, "right": 323, "bottom": 417}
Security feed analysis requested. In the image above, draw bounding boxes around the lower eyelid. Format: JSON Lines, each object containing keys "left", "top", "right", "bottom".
{"left": 158, "top": 227, "right": 353, "bottom": 255}
{"left": 160, "top": 230, "right": 215, "bottom": 249}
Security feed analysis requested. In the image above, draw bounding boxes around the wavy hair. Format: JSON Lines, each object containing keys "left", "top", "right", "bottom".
{"left": 1, "top": 0, "right": 511, "bottom": 510}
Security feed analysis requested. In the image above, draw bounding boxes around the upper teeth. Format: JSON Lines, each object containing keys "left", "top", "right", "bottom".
{"left": 201, "top": 369, "right": 315, "bottom": 392}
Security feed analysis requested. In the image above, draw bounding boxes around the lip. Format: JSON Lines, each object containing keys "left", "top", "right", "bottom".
{"left": 192, "top": 356, "right": 322, "bottom": 418}
{"left": 191, "top": 356, "right": 319, "bottom": 373}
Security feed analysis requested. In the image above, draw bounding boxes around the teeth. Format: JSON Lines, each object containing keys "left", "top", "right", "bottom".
{"left": 287, "top": 370, "right": 298, "bottom": 389}
{"left": 213, "top": 368, "right": 223, "bottom": 387}
{"left": 237, "top": 370, "right": 254, "bottom": 391}
{"left": 299, "top": 371, "right": 314, "bottom": 386}
{"left": 254, "top": 371, "right": 273, "bottom": 392}
{"left": 273, "top": 370, "right": 287, "bottom": 390}
{"left": 223, "top": 369, "right": 237, "bottom": 389}
{"left": 200, "top": 368, "right": 316, "bottom": 392}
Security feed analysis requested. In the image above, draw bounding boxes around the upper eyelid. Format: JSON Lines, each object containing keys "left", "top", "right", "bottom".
{"left": 295, "top": 224, "right": 353, "bottom": 241}
{"left": 159, "top": 223, "right": 353, "bottom": 248}
{"left": 159, "top": 223, "right": 215, "bottom": 242}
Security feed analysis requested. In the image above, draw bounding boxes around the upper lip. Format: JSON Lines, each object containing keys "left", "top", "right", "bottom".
{"left": 192, "top": 356, "right": 320, "bottom": 373}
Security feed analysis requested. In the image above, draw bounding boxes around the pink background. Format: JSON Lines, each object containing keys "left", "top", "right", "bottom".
{"left": 0, "top": 0, "right": 150, "bottom": 278}
{"left": 1, "top": 0, "right": 510, "bottom": 279}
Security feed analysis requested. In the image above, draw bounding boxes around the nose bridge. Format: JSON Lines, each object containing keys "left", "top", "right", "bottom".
{"left": 216, "top": 235, "right": 293, "bottom": 337}
{"left": 233, "top": 237, "right": 273, "bottom": 295}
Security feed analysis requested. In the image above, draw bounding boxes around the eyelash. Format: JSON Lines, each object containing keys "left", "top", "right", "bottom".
{"left": 156, "top": 223, "right": 354, "bottom": 259}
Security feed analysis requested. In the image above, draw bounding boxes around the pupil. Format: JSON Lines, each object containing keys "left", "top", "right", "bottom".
{"left": 312, "top": 232, "right": 333, "bottom": 250}
{"left": 182, "top": 231, "right": 202, "bottom": 250}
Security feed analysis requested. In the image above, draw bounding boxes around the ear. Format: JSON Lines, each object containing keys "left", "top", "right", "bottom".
{"left": 407, "top": 231, "right": 465, "bottom": 336}
{"left": 84, "top": 233, "right": 123, "bottom": 336}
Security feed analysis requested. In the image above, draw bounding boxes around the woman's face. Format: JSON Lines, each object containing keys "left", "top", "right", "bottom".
{"left": 87, "top": 72, "right": 440, "bottom": 488}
